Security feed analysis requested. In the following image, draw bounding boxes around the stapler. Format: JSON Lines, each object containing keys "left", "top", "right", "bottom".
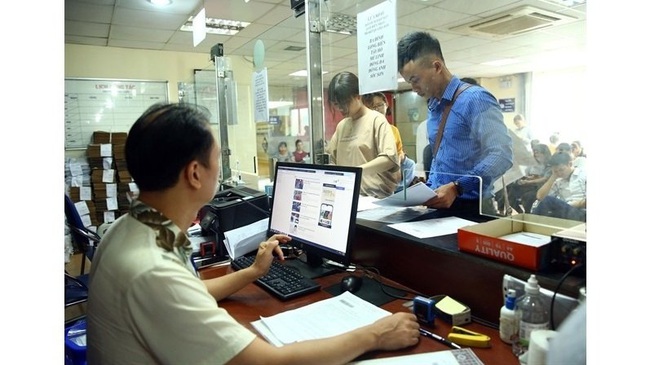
{"left": 447, "top": 326, "right": 491, "bottom": 348}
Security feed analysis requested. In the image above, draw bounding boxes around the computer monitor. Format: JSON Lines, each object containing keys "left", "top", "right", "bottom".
{"left": 268, "top": 162, "right": 362, "bottom": 278}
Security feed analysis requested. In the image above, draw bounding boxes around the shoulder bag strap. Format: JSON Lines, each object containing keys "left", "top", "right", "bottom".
{"left": 431, "top": 83, "right": 473, "bottom": 159}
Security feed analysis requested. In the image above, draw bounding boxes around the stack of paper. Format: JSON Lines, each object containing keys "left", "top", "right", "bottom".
{"left": 250, "top": 291, "right": 484, "bottom": 365}
{"left": 251, "top": 291, "right": 391, "bottom": 347}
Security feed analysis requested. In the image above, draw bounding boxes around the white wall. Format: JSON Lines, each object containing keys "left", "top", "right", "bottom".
{"left": 65, "top": 44, "right": 259, "bottom": 174}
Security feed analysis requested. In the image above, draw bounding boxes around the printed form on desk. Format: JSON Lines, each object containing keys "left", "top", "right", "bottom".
{"left": 251, "top": 291, "right": 484, "bottom": 365}
{"left": 252, "top": 291, "right": 391, "bottom": 346}
{"left": 357, "top": 195, "right": 433, "bottom": 224}
{"left": 349, "top": 348, "right": 483, "bottom": 365}
{"left": 388, "top": 217, "right": 478, "bottom": 239}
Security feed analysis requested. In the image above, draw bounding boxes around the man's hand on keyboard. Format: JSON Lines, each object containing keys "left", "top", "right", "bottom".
{"left": 252, "top": 234, "right": 292, "bottom": 278}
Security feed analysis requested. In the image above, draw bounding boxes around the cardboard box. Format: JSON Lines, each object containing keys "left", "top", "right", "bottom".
{"left": 113, "top": 144, "right": 126, "bottom": 160}
{"left": 93, "top": 131, "right": 127, "bottom": 145}
{"left": 457, "top": 214, "right": 583, "bottom": 271}
{"left": 91, "top": 169, "right": 116, "bottom": 184}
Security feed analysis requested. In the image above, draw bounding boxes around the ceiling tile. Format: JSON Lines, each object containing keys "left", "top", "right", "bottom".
{"left": 113, "top": 6, "right": 188, "bottom": 30}
{"left": 65, "top": 1, "right": 114, "bottom": 23}
{"left": 110, "top": 25, "right": 175, "bottom": 43}
{"left": 66, "top": 20, "right": 110, "bottom": 38}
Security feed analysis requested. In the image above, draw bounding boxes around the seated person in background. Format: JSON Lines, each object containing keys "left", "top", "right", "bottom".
{"left": 532, "top": 151, "right": 587, "bottom": 222}
{"left": 557, "top": 142, "right": 587, "bottom": 170}
{"left": 274, "top": 141, "right": 293, "bottom": 162}
{"left": 292, "top": 139, "right": 310, "bottom": 163}
{"left": 361, "top": 92, "right": 416, "bottom": 192}
{"left": 512, "top": 114, "right": 533, "bottom": 151}
{"left": 87, "top": 103, "right": 419, "bottom": 364}
{"left": 571, "top": 140, "right": 586, "bottom": 158}
{"left": 326, "top": 72, "right": 400, "bottom": 198}
{"left": 507, "top": 143, "right": 552, "bottom": 213}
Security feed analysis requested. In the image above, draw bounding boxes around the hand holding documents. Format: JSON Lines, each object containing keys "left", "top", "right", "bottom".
{"left": 223, "top": 218, "right": 269, "bottom": 258}
{"left": 373, "top": 182, "right": 436, "bottom": 207}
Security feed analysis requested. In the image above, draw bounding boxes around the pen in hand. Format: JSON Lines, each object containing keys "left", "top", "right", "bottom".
{"left": 419, "top": 328, "right": 461, "bottom": 349}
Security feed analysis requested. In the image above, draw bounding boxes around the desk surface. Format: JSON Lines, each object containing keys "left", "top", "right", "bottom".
{"left": 200, "top": 265, "right": 519, "bottom": 365}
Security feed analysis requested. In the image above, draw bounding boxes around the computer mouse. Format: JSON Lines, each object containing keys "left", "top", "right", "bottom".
{"left": 340, "top": 275, "right": 363, "bottom": 293}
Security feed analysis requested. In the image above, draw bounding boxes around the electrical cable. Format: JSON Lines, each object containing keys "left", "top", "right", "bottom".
{"left": 354, "top": 264, "right": 426, "bottom": 300}
{"left": 550, "top": 263, "right": 585, "bottom": 330}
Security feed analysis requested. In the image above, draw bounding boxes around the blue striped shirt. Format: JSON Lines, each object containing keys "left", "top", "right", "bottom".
{"left": 426, "top": 76, "right": 513, "bottom": 199}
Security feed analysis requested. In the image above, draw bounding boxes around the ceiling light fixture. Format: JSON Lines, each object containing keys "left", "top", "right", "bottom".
{"left": 148, "top": 0, "right": 172, "bottom": 6}
{"left": 181, "top": 17, "right": 250, "bottom": 36}
{"left": 289, "top": 70, "right": 328, "bottom": 77}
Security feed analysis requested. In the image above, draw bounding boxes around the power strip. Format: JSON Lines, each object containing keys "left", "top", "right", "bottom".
{"left": 502, "top": 274, "right": 581, "bottom": 328}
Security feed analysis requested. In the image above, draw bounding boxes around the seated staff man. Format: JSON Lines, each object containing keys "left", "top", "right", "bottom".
{"left": 86, "top": 103, "right": 420, "bottom": 365}
{"left": 533, "top": 152, "right": 587, "bottom": 222}
{"left": 397, "top": 32, "right": 513, "bottom": 216}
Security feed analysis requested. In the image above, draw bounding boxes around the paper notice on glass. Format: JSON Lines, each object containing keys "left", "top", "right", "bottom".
{"left": 251, "top": 291, "right": 390, "bottom": 346}
{"left": 223, "top": 218, "right": 269, "bottom": 259}
{"left": 388, "top": 216, "right": 478, "bottom": 239}
{"left": 373, "top": 182, "right": 436, "bottom": 207}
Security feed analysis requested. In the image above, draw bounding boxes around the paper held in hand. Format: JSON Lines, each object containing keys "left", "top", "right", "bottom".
{"left": 373, "top": 182, "right": 436, "bottom": 207}
{"left": 223, "top": 218, "right": 269, "bottom": 259}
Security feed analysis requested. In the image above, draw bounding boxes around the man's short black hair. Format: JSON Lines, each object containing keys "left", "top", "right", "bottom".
{"left": 549, "top": 151, "right": 573, "bottom": 167}
{"left": 125, "top": 103, "right": 214, "bottom": 192}
{"left": 397, "top": 31, "right": 444, "bottom": 71}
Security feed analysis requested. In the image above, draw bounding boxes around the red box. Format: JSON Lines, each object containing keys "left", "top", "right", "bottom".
{"left": 457, "top": 214, "right": 583, "bottom": 270}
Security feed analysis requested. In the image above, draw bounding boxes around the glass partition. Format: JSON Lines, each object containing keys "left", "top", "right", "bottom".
{"left": 192, "top": 0, "right": 587, "bottom": 232}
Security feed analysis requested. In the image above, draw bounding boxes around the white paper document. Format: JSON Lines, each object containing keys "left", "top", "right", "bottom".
{"left": 357, "top": 206, "right": 433, "bottom": 224}
{"left": 357, "top": 195, "right": 381, "bottom": 211}
{"left": 373, "top": 182, "right": 436, "bottom": 207}
{"left": 349, "top": 348, "right": 483, "bottom": 365}
{"left": 251, "top": 291, "right": 390, "bottom": 347}
{"left": 499, "top": 232, "right": 551, "bottom": 247}
{"left": 388, "top": 216, "right": 478, "bottom": 239}
{"left": 223, "top": 218, "right": 269, "bottom": 259}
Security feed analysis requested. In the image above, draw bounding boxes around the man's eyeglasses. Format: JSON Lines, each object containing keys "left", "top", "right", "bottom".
{"left": 371, "top": 103, "right": 386, "bottom": 111}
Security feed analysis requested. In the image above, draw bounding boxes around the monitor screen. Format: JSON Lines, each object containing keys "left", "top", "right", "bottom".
{"left": 268, "top": 162, "right": 362, "bottom": 276}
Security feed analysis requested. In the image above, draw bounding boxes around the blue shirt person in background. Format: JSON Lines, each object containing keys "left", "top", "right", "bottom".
{"left": 397, "top": 31, "right": 513, "bottom": 216}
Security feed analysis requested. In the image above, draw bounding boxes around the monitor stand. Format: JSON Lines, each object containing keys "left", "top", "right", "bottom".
{"left": 283, "top": 252, "right": 338, "bottom": 279}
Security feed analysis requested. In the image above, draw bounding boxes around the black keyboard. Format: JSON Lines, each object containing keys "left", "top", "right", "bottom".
{"left": 231, "top": 256, "right": 321, "bottom": 300}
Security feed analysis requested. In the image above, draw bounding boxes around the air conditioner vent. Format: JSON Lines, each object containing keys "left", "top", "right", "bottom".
{"left": 450, "top": 6, "right": 576, "bottom": 38}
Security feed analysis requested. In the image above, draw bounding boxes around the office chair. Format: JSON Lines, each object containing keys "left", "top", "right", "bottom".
{"left": 64, "top": 195, "right": 101, "bottom": 316}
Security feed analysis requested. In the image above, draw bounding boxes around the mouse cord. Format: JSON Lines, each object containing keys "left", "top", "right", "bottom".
{"left": 356, "top": 265, "right": 426, "bottom": 300}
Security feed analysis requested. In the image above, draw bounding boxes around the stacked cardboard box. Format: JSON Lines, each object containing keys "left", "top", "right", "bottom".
{"left": 88, "top": 131, "right": 130, "bottom": 225}
{"left": 113, "top": 141, "right": 136, "bottom": 214}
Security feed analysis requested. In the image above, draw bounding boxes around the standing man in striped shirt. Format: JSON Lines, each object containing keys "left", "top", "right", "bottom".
{"left": 398, "top": 31, "right": 513, "bottom": 216}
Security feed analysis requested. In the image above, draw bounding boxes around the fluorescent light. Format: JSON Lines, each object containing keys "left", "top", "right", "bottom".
{"left": 181, "top": 17, "right": 250, "bottom": 36}
{"left": 148, "top": 0, "right": 172, "bottom": 5}
{"left": 289, "top": 70, "right": 328, "bottom": 77}
{"left": 481, "top": 58, "right": 520, "bottom": 66}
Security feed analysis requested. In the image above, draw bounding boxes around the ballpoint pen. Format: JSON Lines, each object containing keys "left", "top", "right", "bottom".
{"left": 419, "top": 328, "right": 462, "bottom": 349}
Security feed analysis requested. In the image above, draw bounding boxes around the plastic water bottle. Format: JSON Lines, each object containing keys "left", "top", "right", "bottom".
{"left": 499, "top": 289, "right": 518, "bottom": 344}
{"left": 512, "top": 274, "right": 549, "bottom": 357}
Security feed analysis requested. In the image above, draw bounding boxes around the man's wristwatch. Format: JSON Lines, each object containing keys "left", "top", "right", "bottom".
{"left": 453, "top": 181, "right": 463, "bottom": 196}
